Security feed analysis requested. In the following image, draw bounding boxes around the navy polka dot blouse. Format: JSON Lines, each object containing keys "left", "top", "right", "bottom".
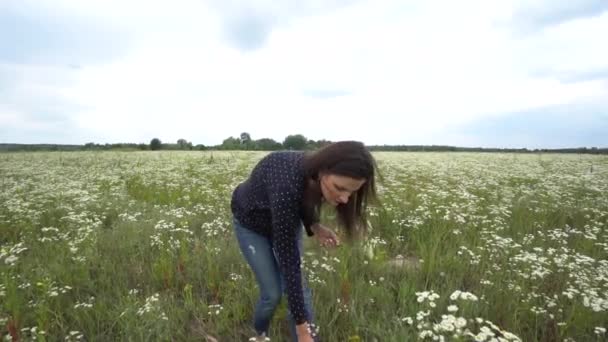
{"left": 231, "top": 150, "right": 318, "bottom": 324}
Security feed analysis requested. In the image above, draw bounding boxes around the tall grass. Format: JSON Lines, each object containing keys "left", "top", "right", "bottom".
{"left": 1, "top": 151, "right": 607, "bottom": 341}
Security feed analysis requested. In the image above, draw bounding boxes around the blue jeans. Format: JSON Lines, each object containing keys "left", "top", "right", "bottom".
{"left": 233, "top": 217, "right": 316, "bottom": 341}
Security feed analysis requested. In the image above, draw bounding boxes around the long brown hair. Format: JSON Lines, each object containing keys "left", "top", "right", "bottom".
{"left": 302, "top": 141, "right": 378, "bottom": 239}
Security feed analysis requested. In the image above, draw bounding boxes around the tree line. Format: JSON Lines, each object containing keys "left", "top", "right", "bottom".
{"left": 1, "top": 132, "right": 607, "bottom": 154}
{"left": 0, "top": 133, "right": 330, "bottom": 152}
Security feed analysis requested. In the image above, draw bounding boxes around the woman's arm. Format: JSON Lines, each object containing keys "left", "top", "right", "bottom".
{"left": 268, "top": 185, "right": 310, "bottom": 326}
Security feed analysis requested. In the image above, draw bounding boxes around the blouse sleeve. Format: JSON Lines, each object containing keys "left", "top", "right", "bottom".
{"left": 268, "top": 185, "right": 309, "bottom": 324}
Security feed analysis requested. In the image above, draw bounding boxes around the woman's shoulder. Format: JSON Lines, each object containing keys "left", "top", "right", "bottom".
{"left": 259, "top": 151, "right": 306, "bottom": 189}
{"left": 265, "top": 150, "right": 304, "bottom": 160}
{"left": 259, "top": 150, "right": 305, "bottom": 168}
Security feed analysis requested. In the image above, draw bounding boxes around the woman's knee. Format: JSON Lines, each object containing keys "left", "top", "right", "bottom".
{"left": 261, "top": 288, "right": 282, "bottom": 307}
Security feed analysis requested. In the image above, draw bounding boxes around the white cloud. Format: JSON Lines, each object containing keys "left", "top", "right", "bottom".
{"left": 2, "top": 0, "right": 607, "bottom": 146}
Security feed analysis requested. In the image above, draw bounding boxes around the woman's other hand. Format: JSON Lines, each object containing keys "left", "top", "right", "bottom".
{"left": 312, "top": 224, "right": 340, "bottom": 248}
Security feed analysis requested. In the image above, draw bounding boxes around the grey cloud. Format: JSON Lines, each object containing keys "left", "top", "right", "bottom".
{"left": 533, "top": 68, "right": 608, "bottom": 83}
{"left": 456, "top": 102, "right": 608, "bottom": 149}
{"left": 0, "top": 93, "right": 80, "bottom": 143}
{"left": 223, "top": 10, "right": 277, "bottom": 51}
{"left": 0, "top": 5, "right": 131, "bottom": 66}
{"left": 209, "top": 0, "right": 360, "bottom": 51}
{"left": 0, "top": 63, "right": 82, "bottom": 133}
{"left": 509, "top": 0, "right": 608, "bottom": 33}
{"left": 559, "top": 69, "right": 608, "bottom": 83}
{"left": 0, "top": 3, "right": 123, "bottom": 143}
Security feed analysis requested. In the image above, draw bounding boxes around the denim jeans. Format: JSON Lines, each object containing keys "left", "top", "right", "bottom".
{"left": 233, "top": 217, "right": 316, "bottom": 341}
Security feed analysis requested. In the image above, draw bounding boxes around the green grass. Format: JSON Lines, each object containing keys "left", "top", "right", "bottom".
{"left": 1, "top": 151, "right": 607, "bottom": 341}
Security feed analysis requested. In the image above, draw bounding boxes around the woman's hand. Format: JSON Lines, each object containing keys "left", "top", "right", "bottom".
{"left": 296, "top": 323, "right": 315, "bottom": 342}
{"left": 312, "top": 224, "right": 340, "bottom": 248}
{"left": 297, "top": 333, "right": 314, "bottom": 342}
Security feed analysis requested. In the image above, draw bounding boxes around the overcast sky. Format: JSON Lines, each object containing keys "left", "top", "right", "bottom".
{"left": 1, "top": 0, "right": 607, "bottom": 148}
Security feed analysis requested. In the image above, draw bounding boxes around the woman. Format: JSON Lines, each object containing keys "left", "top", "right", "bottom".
{"left": 231, "top": 141, "right": 378, "bottom": 342}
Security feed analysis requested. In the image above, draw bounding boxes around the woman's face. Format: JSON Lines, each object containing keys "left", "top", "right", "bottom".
{"left": 319, "top": 173, "right": 366, "bottom": 206}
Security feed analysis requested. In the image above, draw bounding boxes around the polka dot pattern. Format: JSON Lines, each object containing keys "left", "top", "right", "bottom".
{"left": 231, "top": 151, "right": 310, "bottom": 324}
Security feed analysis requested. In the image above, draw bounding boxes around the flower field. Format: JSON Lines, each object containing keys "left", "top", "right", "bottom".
{"left": 1, "top": 151, "right": 606, "bottom": 341}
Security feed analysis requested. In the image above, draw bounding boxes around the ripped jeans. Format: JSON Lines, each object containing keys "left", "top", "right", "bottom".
{"left": 233, "top": 217, "right": 316, "bottom": 341}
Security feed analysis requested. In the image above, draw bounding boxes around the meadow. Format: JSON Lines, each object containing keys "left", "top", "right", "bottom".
{"left": 1, "top": 151, "right": 607, "bottom": 341}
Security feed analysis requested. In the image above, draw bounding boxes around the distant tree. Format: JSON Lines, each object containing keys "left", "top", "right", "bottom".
{"left": 195, "top": 144, "right": 207, "bottom": 151}
{"left": 283, "top": 134, "right": 308, "bottom": 150}
{"left": 177, "top": 138, "right": 193, "bottom": 150}
{"left": 239, "top": 132, "right": 254, "bottom": 149}
{"left": 221, "top": 136, "right": 241, "bottom": 150}
{"left": 240, "top": 132, "right": 252, "bottom": 144}
{"left": 150, "top": 138, "right": 162, "bottom": 150}
{"left": 84, "top": 142, "right": 97, "bottom": 150}
{"left": 305, "top": 139, "right": 331, "bottom": 150}
{"left": 255, "top": 138, "right": 282, "bottom": 150}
